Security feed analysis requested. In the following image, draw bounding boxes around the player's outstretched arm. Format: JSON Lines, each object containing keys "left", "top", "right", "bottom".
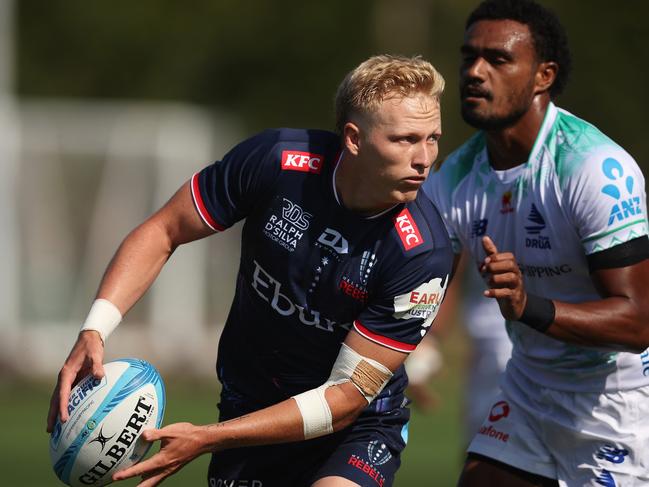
{"left": 480, "top": 235, "right": 649, "bottom": 352}
{"left": 112, "top": 329, "right": 408, "bottom": 487}
{"left": 46, "top": 181, "right": 215, "bottom": 432}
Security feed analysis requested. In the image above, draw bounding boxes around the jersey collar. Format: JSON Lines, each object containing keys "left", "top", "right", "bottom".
{"left": 527, "top": 101, "right": 558, "bottom": 168}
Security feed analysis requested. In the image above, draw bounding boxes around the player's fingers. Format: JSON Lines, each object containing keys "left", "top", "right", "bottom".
{"left": 484, "top": 287, "right": 515, "bottom": 299}
{"left": 114, "top": 455, "right": 163, "bottom": 481}
{"left": 483, "top": 251, "right": 516, "bottom": 263}
{"left": 483, "top": 260, "right": 519, "bottom": 276}
{"left": 47, "top": 384, "right": 61, "bottom": 432}
{"left": 56, "top": 367, "right": 78, "bottom": 424}
{"left": 137, "top": 470, "right": 169, "bottom": 487}
{"left": 482, "top": 236, "right": 498, "bottom": 256}
{"left": 140, "top": 428, "right": 162, "bottom": 442}
{"left": 91, "top": 358, "right": 105, "bottom": 380}
{"left": 489, "top": 272, "right": 520, "bottom": 288}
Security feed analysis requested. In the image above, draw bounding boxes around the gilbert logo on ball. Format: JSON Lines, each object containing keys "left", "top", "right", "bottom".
{"left": 50, "top": 358, "right": 165, "bottom": 486}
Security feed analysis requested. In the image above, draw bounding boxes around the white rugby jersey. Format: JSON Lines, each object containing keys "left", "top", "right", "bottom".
{"left": 425, "top": 103, "right": 649, "bottom": 392}
{"left": 463, "top": 265, "right": 508, "bottom": 342}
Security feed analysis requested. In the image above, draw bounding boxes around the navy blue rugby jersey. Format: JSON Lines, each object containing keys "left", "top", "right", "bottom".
{"left": 191, "top": 128, "right": 452, "bottom": 408}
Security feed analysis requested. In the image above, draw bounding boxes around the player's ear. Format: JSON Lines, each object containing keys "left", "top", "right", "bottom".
{"left": 343, "top": 121, "right": 361, "bottom": 156}
{"left": 534, "top": 61, "right": 558, "bottom": 95}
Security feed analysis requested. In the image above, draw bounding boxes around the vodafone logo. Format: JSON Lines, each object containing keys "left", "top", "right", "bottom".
{"left": 281, "top": 150, "right": 323, "bottom": 174}
{"left": 393, "top": 208, "right": 423, "bottom": 251}
{"left": 488, "top": 401, "right": 510, "bottom": 422}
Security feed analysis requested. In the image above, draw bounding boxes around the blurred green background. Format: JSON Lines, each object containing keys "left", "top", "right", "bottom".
{"left": 17, "top": 0, "right": 649, "bottom": 166}
{"left": 3, "top": 0, "right": 649, "bottom": 485}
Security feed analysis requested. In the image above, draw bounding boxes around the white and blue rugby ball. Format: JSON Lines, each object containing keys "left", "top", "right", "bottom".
{"left": 50, "top": 358, "right": 165, "bottom": 486}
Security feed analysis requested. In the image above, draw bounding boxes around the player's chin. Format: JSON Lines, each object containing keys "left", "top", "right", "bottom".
{"left": 392, "top": 188, "right": 419, "bottom": 204}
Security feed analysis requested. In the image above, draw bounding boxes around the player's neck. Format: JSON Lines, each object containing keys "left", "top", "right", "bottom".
{"left": 485, "top": 97, "right": 550, "bottom": 171}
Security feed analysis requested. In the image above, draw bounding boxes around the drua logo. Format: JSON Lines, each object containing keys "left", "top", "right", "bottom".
{"left": 524, "top": 204, "right": 551, "bottom": 249}
{"left": 601, "top": 157, "right": 641, "bottom": 226}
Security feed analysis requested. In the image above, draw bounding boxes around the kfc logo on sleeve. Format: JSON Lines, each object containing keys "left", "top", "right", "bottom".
{"left": 281, "top": 151, "right": 324, "bottom": 174}
{"left": 393, "top": 208, "right": 423, "bottom": 251}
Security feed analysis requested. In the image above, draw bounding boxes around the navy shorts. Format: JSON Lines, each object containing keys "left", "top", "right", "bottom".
{"left": 207, "top": 398, "right": 409, "bottom": 487}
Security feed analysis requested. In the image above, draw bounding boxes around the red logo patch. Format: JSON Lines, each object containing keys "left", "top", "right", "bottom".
{"left": 409, "top": 291, "right": 442, "bottom": 305}
{"left": 500, "top": 190, "right": 514, "bottom": 214}
{"left": 488, "top": 400, "right": 510, "bottom": 422}
{"left": 393, "top": 208, "right": 423, "bottom": 251}
{"left": 281, "top": 151, "right": 324, "bottom": 174}
{"left": 339, "top": 279, "right": 368, "bottom": 303}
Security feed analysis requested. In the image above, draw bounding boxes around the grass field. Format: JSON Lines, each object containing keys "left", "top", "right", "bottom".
{"left": 1, "top": 330, "right": 467, "bottom": 486}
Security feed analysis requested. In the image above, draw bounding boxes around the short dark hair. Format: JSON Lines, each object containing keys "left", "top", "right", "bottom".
{"left": 466, "top": 0, "right": 572, "bottom": 98}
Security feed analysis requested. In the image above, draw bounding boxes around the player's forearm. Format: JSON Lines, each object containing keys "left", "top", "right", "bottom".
{"left": 545, "top": 297, "right": 649, "bottom": 352}
{"left": 96, "top": 220, "right": 175, "bottom": 314}
{"left": 197, "top": 383, "right": 366, "bottom": 452}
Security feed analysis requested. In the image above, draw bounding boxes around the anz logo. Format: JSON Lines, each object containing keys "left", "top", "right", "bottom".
{"left": 525, "top": 204, "right": 550, "bottom": 249}
{"left": 601, "top": 157, "right": 642, "bottom": 226}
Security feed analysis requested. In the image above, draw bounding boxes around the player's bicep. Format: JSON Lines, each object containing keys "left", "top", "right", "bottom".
{"left": 590, "top": 250, "right": 649, "bottom": 304}
{"left": 150, "top": 180, "right": 216, "bottom": 248}
{"left": 344, "top": 328, "right": 409, "bottom": 373}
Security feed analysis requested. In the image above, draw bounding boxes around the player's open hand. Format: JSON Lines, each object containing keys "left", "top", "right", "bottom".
{"left": 46, "top": 330, "right": 105, "bottom": 432}
{"left": 113, "top": 422, "right": 208, "bottom": 486}
{"left": 480, "top": 236, "right": 527, "bottom": 321}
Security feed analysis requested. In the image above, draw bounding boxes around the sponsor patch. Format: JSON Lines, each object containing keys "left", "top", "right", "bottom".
{"left": 393, "top": 208, "right": 423, "bottom": 251}
{"left": 281, "top": 150, "right": 324, "bottom": 174}
{"left": 600, "top": 157, "right": 642, "bottom": 226}
{"left": 317, "top": 227, "right": 349, "bottom": 254}
{"left": 346, "top": 441, "right": 392, "bottom": 486}
{"left": 471, "top": 218, "right": 488, "bottom": 237}
{"left": 251, "top": 259, "right": 350, "bottom": 333}
{"left": 525, "top": 204, "right": 551, "bottom": 249}
{"left": 393, "top": 276, "right": 448, "bottom": 336}
{"left": 488, "top": 401, "right": 510, "bottom": 422}
{"left": 477, "top": 424, "right": 510, "bottom": 443}
{"left": 500, "top": 190, "right": 515, "bottom": 214}
{"left": 263, "top": 198, "right": 312, "bottom": 252}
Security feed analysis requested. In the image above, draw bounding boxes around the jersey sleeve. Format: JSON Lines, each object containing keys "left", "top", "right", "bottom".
{"left": 560, "top": 146, "right": 648, "bottom": 255}
{"left": 191, "top": 130, "right": 281, "bottom": 231}
{"left": 353, "top": 201, "right": 453, "bottom": 353}
{"left": 354, "top": 246, "right": 451, "bottom": 353}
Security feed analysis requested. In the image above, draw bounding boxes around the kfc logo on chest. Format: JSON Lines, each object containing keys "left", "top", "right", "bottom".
{"left": 281, "top": 150, "right": 324, "bottom": 174}
{"left": 393, "top": 208, "right": 423, "bottom": 251}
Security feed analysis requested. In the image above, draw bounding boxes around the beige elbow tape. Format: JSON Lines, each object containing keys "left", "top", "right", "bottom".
{"left": 291, "top": 343, "right": 393, "bottom": 440}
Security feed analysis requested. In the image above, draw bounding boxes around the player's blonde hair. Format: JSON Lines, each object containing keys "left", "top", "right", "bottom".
{"left": 335, "top": 54, "right": 445, "bottom": 134}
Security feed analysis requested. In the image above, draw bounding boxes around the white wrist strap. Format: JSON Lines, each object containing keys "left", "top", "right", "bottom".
{"left": 80, "top": 299, "right": 122, "bottom": 344}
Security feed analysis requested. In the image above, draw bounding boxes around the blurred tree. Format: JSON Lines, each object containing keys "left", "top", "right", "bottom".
{"left": 17, "top": 0, "right": 374, "bottom": 131}
{"left": 16, "top": 0, "right": 649, "bottom": 167}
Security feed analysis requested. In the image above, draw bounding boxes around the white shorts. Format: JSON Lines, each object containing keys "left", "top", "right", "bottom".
{"left": 464, "top": 336, "right": 512, "bottom": 443}
{"left": 467, "top": 370, "right": 649, "bottom": 486}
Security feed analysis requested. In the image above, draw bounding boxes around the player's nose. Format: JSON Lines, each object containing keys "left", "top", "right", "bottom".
{"left": 412, "top": 143, "right": 436, "bottom": 172}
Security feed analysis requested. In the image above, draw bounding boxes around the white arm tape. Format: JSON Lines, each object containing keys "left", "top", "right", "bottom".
{"left": 293, "top": 385, "right": 333, "bottom": 440}
{"left": 79, "top": 299, "right": 122, "bottom": 344}
{"left": 292, "top": 343, "right": 393, "bottom": 440}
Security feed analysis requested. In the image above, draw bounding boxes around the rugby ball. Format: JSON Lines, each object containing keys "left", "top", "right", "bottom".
{"left": 50, "top": 358, "right": 165, "bottom": 486}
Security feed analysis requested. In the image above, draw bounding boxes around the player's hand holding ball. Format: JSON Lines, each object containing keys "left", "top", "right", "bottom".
{"left": 47, "top": 330, "right": 106, "bottom": 433}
